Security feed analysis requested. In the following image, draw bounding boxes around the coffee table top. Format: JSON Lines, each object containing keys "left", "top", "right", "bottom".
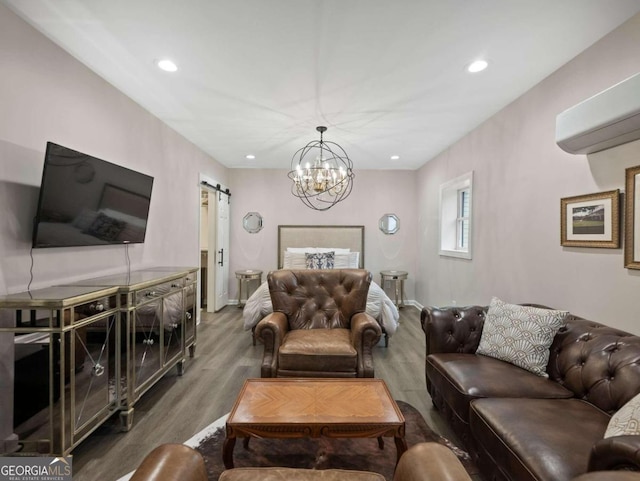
{"left": 227, "top": 378, "right": 404, "bottom": 426}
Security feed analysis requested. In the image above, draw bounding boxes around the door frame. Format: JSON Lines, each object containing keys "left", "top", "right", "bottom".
{"left": 198, "top": 174, "right": 231, "bottom": 314}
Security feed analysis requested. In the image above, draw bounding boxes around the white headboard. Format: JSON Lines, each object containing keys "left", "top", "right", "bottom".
{"left": 277, "top": 225, "right": 365, "bottom": 269}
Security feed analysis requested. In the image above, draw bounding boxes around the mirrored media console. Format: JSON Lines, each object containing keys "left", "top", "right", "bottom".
{"left": 0, "top": 266, "right": 197, "bottom": 456}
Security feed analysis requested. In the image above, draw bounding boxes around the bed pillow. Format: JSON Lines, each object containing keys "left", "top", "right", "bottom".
{"left": 287, "top": 247, "right": 351, "bottom": 254}
{"left": 282, "top": 251, "right": 307, "bottom": 269}
{"left": 605, "top": 393, "right": 640, "bottom": 438}
{"left": 334, "top": 252, "right": 360, "bottom": 268}
{"left": 305, "top": 251, "right": 335, "bottom": 269}
{"left": 476, "top": 297, "right": 568, "bottom": 378}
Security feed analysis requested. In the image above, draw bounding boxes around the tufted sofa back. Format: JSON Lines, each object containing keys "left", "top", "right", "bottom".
{"left": 422, "top": 305, "right": 486, "bottom": 354}
{"left": 422, "top": 305, "right": 640, "bottom": 414}
{"left": 268, "top": 269, "right": 371, "bottom": 330}
{"left": 548, "top": 316, "right": 640, "bottom": 414}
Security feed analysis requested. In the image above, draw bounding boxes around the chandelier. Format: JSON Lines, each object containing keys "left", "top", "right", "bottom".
{"left": 288, "top": 126, "right": 355, "bottom": 211}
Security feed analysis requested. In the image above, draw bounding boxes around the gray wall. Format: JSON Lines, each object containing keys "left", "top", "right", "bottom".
{"left": 416, "top": 13, "right": 640, "bottom": 333}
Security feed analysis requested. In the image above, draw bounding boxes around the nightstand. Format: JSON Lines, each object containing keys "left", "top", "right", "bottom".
{"left": 380, "top": 270, "right": 408, "bottom": 308}
{"left": 235, "top": 270, "right": 263, "bottom": 307}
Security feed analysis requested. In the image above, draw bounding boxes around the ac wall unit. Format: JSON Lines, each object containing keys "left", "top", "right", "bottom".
{"left": 556, "top": 72, "right": 640, "bottom": 154}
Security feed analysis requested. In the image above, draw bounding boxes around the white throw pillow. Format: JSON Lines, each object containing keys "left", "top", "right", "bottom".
{"left": 476, "top": 297, "right": 568, "bottom": 378}
{"left": 605, "top": 393, "right": 640, "bottom": 438}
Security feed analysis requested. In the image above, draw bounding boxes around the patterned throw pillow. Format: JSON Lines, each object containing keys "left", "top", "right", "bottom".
{"left": 605, "top": 393, "right": 640, "bottom": 438}
{"left": 305, "top": 251, "right": 335, "bottom": 269}
{"left": 476, "top": 297, "right": 568, "bottom": 378}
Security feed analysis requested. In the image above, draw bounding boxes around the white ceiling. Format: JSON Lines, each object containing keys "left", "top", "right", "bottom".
{"left": 4, "top": 1, "right": 640, "bottom": 170}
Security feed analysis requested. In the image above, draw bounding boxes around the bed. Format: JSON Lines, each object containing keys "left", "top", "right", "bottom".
{"left": 242, "top": 225, "right": 400, "bottom": 344}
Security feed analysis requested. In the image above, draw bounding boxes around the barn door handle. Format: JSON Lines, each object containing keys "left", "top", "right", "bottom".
{"left": 218, "top": 248, "right": 224, "bottom": 267}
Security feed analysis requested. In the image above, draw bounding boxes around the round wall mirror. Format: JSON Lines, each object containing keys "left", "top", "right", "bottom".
{"left": 379, "top": 213, "right": 400, "bottom": 235}
{"left": 243, "top": 212, "right": 263, "bottom": 233}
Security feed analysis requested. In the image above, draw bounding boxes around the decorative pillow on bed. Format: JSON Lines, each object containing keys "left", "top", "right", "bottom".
{"left": 605, "top": 393, "right": 640, "bottom": 438}
{"left": 287, "top": 247, "right": 350, "bottom": 254}
{"left": 476, "top": 297, "right": 568, "bottom": 378}
{"left": 305, "top": 251, "right": 335, "bottom": 269}
{"left": 83, "top": 213, "right": 126, "bottom": 242}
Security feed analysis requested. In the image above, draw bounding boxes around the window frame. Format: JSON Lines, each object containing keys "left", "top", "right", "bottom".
{"left": 439, "top": 171, "right": 473, "bottom": 259}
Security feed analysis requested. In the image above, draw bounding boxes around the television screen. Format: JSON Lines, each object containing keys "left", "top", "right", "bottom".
{"left": 32, "top": 142, "right": 154, "bottom": 248}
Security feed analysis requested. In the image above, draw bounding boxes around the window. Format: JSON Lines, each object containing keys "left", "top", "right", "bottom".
{"left": 439, "top": 171, "right": 473, "bottom": 259}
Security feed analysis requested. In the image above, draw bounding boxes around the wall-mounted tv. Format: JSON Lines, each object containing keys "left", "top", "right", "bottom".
{"left": 32, "top": 142, "right": 154, "bottom": 248}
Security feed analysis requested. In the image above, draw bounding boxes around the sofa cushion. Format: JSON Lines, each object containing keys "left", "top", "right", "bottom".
{"left": 477, "top": 297, "right": 568, "bottom": 377}
{"left": 278, "top": 329, "right": 357, "bottom": 373}
{"left": 605, "top": 392, "right": 640, "bottom": 438}
{"left": 427, "top": 353, "right": 573, "bottom": 425}
{"left": 470, "top": 398, "right": 610, "bottom": 481}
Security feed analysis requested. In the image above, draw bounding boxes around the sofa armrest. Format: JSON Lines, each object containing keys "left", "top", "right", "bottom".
{"left": 394, "top": 442, "right": 471, "bottom": 481}
{"left": 255, "top": 312, "right": 289, "bottom": 378}
{"left": 351, "top": 312, "right": 382, "bottom": 378}
{"left": 129, "top": 444, "right": 207, "bottom": 481}
{"left": 420, "top": 306, "right": 487, "bottom": 355}
{"left": 587, "top": 436, "right": 640, "bottom": 472}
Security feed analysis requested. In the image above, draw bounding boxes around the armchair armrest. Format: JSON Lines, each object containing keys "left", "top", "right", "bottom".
{"left": 394, "top": 443, "right": 471, "bottom": 481}
{"left": 421, "top": 306, "right": 487, "bottom": 355}
{"left": 130, "top": 444, "right": 207, "bottom": 481}
{"left": 588, "top": 435, "right": 640, "bottom": 472}
{"left": 351, "top": 312, "right": 382, "bottom": 378}
{"left": 255, "top": 312, "right": 289, "bottom": 378}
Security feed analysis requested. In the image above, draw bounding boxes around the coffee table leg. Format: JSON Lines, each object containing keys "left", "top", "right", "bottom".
{"left": 394, "top": 436, "right": 408, "bottom": 464}
{"left": 223, "top": 436, "right": 236, "bottom": 469}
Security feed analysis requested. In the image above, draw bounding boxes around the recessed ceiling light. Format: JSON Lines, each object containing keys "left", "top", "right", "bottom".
{"left": 245, "top": 154, "right": 256, "bottom": 160}
{"left": 390, "top": 155, "right": 400, "bottom": 160}
{"left": 156, "top": 59, "right": 178, "bottom": 72}
{"left": 467, "top": 59, "right": 488, "bottom": 73}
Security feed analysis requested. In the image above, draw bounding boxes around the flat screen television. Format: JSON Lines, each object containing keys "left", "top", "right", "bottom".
{"left": 32, "top": 142, "right": 154, "bottom": 248}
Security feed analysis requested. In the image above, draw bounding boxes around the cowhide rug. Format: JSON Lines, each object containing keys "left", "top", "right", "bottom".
{"left": 195, "top": 400, "right": 477, "bottom": 481}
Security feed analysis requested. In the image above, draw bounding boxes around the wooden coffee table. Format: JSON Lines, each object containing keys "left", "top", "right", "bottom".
{"left": 223, "top": 378, "right": 407, "bottom": 469}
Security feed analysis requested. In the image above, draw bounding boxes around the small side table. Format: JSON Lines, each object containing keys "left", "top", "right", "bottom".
{"left": 235, "top": 270, "right": 263, "bottom": 308}
{"left": 380, "top": 270, "right": 408, "bottom": 309}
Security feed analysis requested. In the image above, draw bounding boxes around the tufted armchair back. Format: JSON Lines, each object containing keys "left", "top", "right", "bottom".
{"left": 548, "top": 316, "right": 640, "bottom": 414}
{"left": 268, "top": 269, "right": 371, "bottom": 330}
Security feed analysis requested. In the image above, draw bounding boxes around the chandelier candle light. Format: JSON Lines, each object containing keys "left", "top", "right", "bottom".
{"left": 288, "top": 126, "right": 355, "bottom": 211}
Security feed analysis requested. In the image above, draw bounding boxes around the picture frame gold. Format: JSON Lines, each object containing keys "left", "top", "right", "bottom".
{"left": 560, "top": 189, "right": 620, "bottom": 248}
{"left": 625, "top": 166, "right": 640, "bottom": 268}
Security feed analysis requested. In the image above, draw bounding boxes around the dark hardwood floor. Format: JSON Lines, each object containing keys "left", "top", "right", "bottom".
{"left": 69, "top": 304, "right": 481, "bottom": 481}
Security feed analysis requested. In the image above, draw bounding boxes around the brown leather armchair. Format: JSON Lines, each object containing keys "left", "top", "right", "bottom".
{"left": 255, "top": 269, "right": 382, "bottom": 378}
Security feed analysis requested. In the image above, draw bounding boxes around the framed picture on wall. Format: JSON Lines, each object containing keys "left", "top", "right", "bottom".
{"left": 625, "top": 166, "right": 640, "bottom": 269}
{"left": 560, "top": 189, "right": 620, "bottom": 248}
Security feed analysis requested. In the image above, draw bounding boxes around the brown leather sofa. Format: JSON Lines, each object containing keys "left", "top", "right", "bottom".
{"left": 255, "top": 269, "right": 381, "bottom": 378}
{"left": 128, "top": 442, "right": 473, "bottom": 481}
{"left": 422, "top": 305, "right": 640, "bottom": 481}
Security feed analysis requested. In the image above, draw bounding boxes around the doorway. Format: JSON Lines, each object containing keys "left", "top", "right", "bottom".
{"left": 199, "top": 179, "right": 230, "bottom": 312}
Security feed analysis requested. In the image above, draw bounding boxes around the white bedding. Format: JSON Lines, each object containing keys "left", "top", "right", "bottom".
{"left": 242, "top": 280, "right": 399, "bottom": 337}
